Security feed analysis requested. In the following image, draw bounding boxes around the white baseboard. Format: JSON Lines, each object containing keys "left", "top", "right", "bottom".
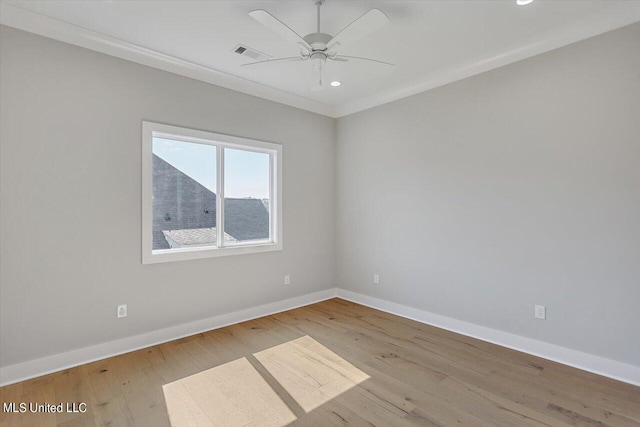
{"left": 336, "top": 288, "right": 640, "bottom": 387}
{"left": 3, "top": 287, "right": 638, "bottom": 387}
{"left": 0, "top": 288, "right": 337, "bottom": 387}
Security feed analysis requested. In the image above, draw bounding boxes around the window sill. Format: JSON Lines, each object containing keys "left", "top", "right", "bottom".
{"left": 142, "top": 241, "right": 282, "bottom": 264}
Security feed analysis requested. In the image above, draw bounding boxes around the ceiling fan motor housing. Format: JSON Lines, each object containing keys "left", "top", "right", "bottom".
{"left": 310, "top": 51, "right": 328, "bottom": 66}
{"left": 304, "top": 33, "right": 333, "bottom": 51}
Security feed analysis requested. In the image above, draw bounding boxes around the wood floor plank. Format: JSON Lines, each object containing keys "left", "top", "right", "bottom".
{"left": 162, "top": 381, "right": 215, "bottom": 427}
{"left": 254, "top": 336, "right": 370, "bottom": 414}
{"left": 174, "top": 357, "right": 297, "bottom": 427}
{"left": 1, "top": 298, "right": 638, "bottom": 427}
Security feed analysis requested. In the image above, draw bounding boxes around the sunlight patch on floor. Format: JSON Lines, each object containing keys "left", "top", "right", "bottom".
{"left": 163, "top": 357, "right": 297, "bottom": 427}
{"left": 254, "top": 335, "right": 370, "bottom": 413}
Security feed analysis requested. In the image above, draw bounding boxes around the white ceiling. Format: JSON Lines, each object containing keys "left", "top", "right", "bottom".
{"left": 2, "top": 0, "right": 639, "bottom": 117}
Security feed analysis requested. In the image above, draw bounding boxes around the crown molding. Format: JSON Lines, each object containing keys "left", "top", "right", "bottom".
{"left": 335, "top": 8, "right": 640, "bottom": 117}
{"left": 0, "top": 2, "right": 338, "bottom": 118}
{"left": 1, "top": 2, "right": 639, "bottom": 119}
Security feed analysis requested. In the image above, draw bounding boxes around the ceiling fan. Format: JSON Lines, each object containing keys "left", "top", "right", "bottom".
{"left": 243, "top": 0, "right": 394, "bottom": 91}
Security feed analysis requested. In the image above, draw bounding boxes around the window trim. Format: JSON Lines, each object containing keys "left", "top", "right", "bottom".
{"left": 142, "top": 121, "right": 283, "bottom": 264}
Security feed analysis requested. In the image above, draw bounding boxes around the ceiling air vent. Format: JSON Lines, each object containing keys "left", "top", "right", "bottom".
{"left": 233, "top": 44, "right": 271, "bottom": 62}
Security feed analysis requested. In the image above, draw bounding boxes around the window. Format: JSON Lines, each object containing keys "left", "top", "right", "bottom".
{"left": 142, "top": 122, "right": 282, "bottom": 264}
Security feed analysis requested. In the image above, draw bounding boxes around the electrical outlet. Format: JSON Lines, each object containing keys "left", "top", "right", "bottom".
{"left": 534, "top": 305, "right": 546, "bottom": 320}
{"left": 373, "top": 274, "right": 380, "bottom": 284}
{"left": 117, "top": 304, "right": 127, "bottom": 318}
{"left": 284, "top": 275, "right": 291, "bottom": 285}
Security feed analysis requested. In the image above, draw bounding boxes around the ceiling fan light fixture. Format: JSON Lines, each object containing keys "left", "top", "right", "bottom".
{"left": 516, "top": 0, "right": 534, "bottom": 5}
{"left": 330, "top": 81, "right": 342, "bottom": 87}
{"left": 247, "top": 1, "right": 393, "bottom": 91}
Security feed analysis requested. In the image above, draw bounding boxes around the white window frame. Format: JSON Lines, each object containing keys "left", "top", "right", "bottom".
{"left": 142, "top": 121, "right": 282, "bottom": 264}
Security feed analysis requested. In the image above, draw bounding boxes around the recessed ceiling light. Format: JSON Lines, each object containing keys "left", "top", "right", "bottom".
{"left": 517, "top": 0, "right": 534, "bottom": 5}
{"left": 330, "top": 81, "right": 342, "bottom": 87}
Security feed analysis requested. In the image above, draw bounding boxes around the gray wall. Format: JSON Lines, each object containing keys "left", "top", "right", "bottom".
{"left": 336, "top": 23, "right": 640, "bottom": 366}
{"left": 2, "top": 22, "right": 639, "bottom": 370}
{"left": 0, "top": 26, "right": 336, "bottom": 367}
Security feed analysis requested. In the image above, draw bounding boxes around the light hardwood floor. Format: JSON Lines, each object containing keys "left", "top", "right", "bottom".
{"left": 1, "top": 298, "right": 639, "bottom": 426}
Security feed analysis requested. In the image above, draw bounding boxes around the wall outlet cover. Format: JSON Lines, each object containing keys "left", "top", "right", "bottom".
{"left": 117, "top": 304, "right": 127, "bottom": 318}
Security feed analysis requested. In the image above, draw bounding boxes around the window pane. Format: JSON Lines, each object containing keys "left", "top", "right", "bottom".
{"left": 152, "top": 137, "right": 217, "bottom": 250}
{"left": 224, "top": 148, "right": 270, "bottom": 243}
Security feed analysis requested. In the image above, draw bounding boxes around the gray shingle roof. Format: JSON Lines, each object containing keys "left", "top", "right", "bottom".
{"left": 152, "top": 154, "right": 269, "bottom": 250}
{"left": 162, "top": 228, "right": 236, "bottom": 248}
{"left": 224, "top": 198, "right": 270, "bottom": 241}
{"left": 152, "top": 155, "right": 217, "bottom": 250}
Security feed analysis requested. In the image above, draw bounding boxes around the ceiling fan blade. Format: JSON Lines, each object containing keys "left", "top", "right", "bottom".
{"left": 249, "top": 10, "right": 312, "bottom": 52}
{"left": 332, "top": 55, "right": 395, "bottom": 68}
{"left": 325, "top": 9, "right": 388, "bottom": 51}
{"left": 241, "top": 56, "right": 307, "bottom": 67}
